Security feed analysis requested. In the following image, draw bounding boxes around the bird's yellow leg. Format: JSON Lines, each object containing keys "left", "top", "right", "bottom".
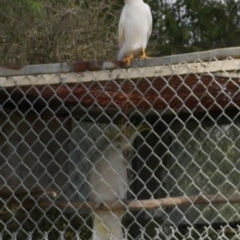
{"left": 123, "top": 53, "right": 134, "bottom": 65}
{"left": 140, "top": 48, "right": 148, "bottom": 59}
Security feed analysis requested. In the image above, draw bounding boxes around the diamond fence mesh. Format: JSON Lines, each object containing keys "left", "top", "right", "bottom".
{"left": 1, "top": 49, "right": 240, "bottom": 239}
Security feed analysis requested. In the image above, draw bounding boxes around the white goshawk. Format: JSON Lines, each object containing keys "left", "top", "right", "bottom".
{"left": 117, "top": 0, "right": 152, "bottom": 65}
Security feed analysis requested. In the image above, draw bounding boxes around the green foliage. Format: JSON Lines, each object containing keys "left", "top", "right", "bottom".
{"left": 0, "top": 0, "right": 240, "bottom": 65}
{"left": 149, "top": 0, "right": 240, "bottom": 56}
{"left": 22, "top": 0, "right": 43, "bottom": 14}
{"left": 0, "top": 0, "right": 121, "bottom": 66}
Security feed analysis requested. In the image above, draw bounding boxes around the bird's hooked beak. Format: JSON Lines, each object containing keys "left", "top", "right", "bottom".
{"left": 123, "top": 144, "right": 135, "bottom": 159}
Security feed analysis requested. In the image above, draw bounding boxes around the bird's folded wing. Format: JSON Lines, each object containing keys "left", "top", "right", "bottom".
{"left": 118, "top": 6, "right": 127, "bottom": 49}
{"left": 147, "top": 6, "right": 153, "bottom": 40}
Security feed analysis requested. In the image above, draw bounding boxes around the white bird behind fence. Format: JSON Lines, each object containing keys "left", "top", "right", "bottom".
{"left": 89, "top": 127, "right": 140, "bottom": 240}
{"left": 117, "top": 0, "right": 152, "bottom": 65}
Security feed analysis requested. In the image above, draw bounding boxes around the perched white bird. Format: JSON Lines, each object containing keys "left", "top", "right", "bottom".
{"left": 89, "top": 125, "right": 146, "bottom": 240}
{"left": 89, "top": 133, "right": 130, "bottom": 240}
{"left": 117, "top": 0, "right": 152, "bottom": 65}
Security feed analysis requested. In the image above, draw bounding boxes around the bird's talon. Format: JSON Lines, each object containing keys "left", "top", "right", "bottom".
{"left": 123, "top": 59, "right": 131, "bottom": 65}
{"left": 140, "top": 48, "right": 149, "bottom": 60}
{"left": 123, "top": 54, "right": 134, "bottom": 66}
{"left": 140, "top": 55, "right": 148, "bottom": 60}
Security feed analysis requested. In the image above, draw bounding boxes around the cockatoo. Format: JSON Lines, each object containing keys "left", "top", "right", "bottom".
{"left": 117, "top": 0, "right": 152, "bottom": 65}
{"left": 89, "top": 125, "right": 147, "bottom": 240}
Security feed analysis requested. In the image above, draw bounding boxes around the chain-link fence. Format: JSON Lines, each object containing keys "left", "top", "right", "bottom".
{"left": 1, "top": 48, "right": 240, "bottom": 240}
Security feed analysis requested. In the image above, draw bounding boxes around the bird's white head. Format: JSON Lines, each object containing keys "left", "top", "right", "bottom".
{"left": 105, "top": 124, "right": 150, "bottom": 158}
{"left": 105, "top": 132, "right": 134, "bottom": 159}
{"left": 125, "top": 0, "right": 143, "bottom": 3}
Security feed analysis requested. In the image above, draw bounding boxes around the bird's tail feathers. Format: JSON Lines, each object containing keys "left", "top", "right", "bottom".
{"left": 117, "top": 48, "right": 126, "bottom": 61}
{"left": 93, "top": 210, "right": 124, "bottom": 240}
